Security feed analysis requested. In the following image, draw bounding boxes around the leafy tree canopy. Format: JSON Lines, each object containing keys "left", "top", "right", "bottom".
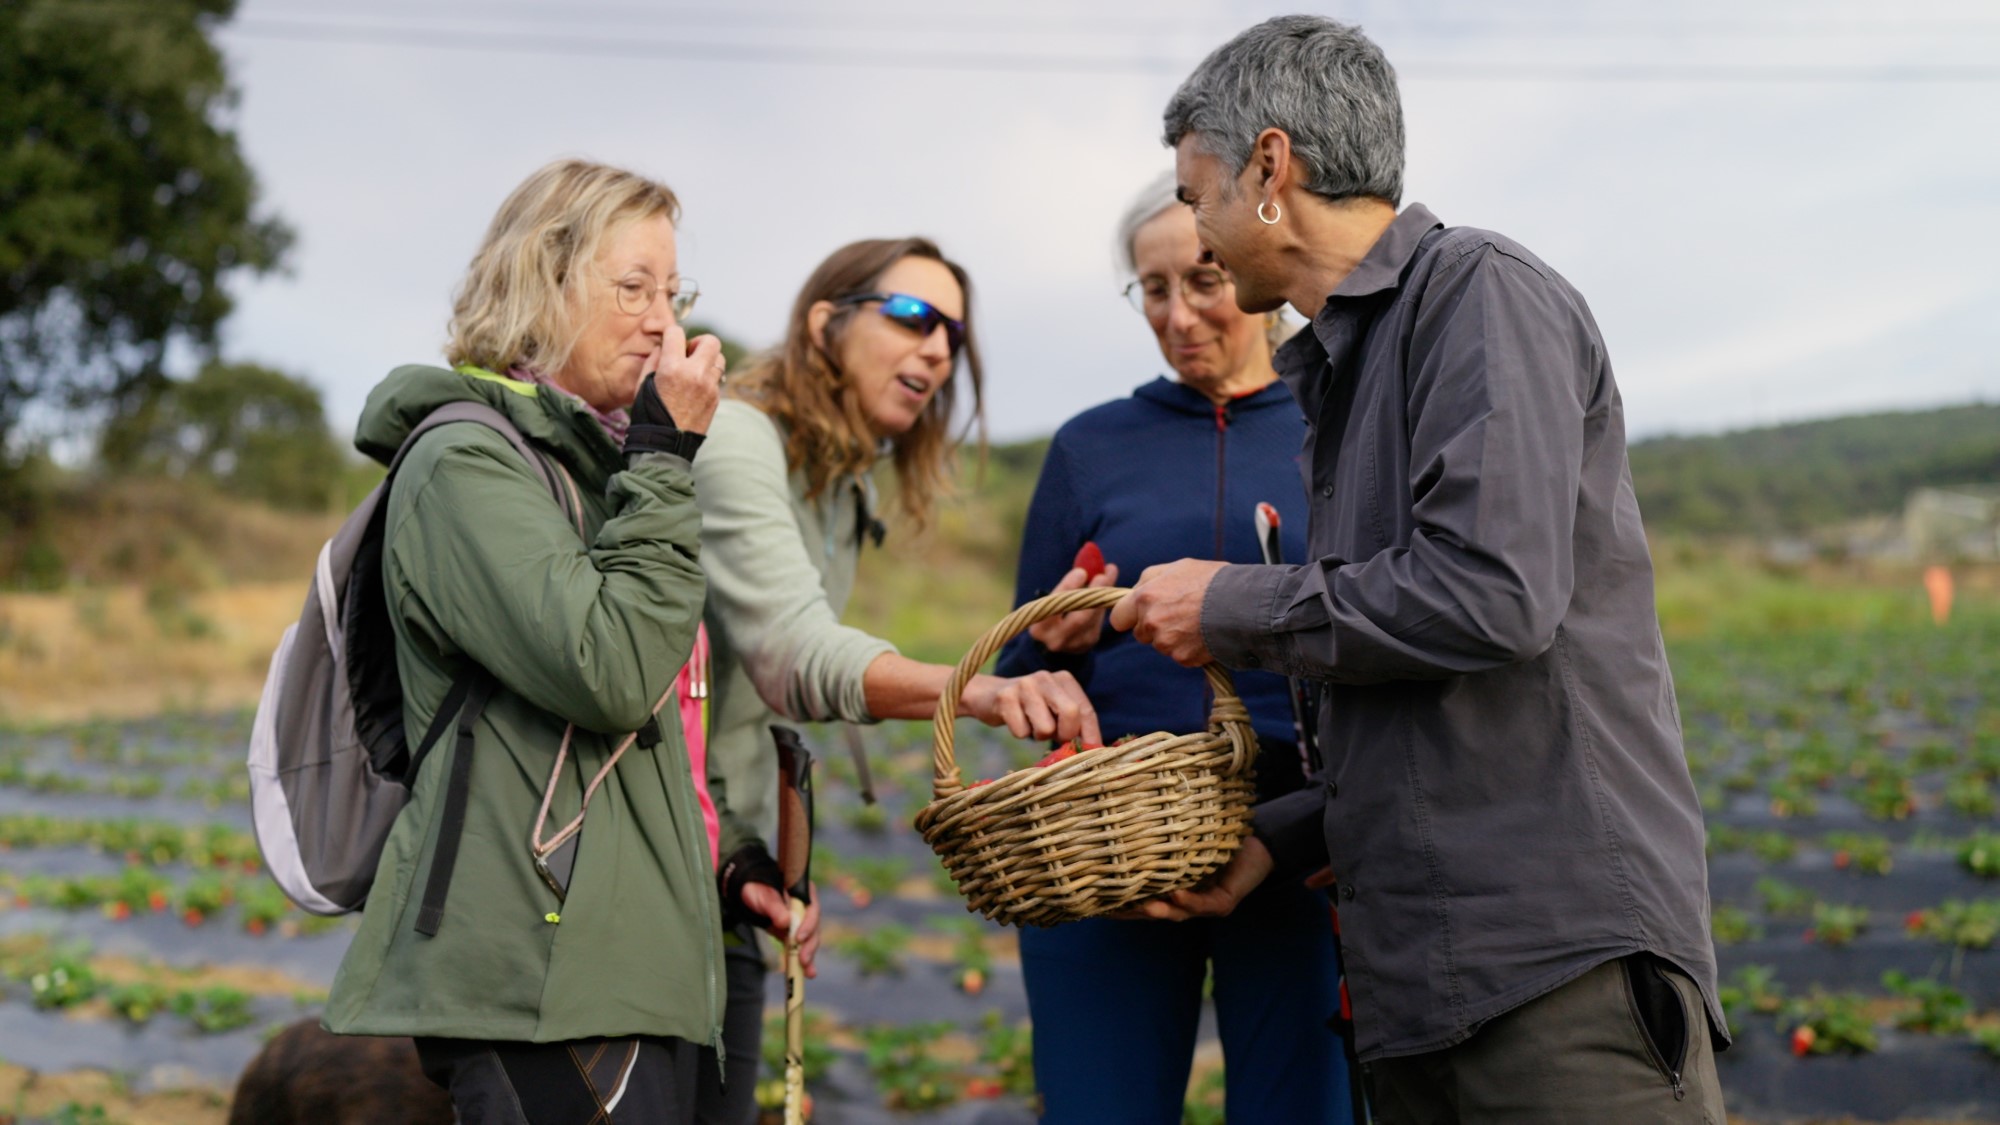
{"left": 105, "top": 360, "right": 345, "bottom": 511}
{"left": 0, "top": 0, "right": 292, "bottom": 462}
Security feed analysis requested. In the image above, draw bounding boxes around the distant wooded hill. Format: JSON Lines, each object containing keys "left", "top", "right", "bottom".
{"left": 1626, "top": 404, "right": 2000, "bottom": 536}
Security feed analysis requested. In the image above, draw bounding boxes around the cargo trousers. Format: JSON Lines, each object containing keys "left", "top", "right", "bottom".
{"left": 1365, "top": 954, "right": 1726, "bottom": 1124}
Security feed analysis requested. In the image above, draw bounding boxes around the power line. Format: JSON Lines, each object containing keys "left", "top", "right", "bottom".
{"left": 208, "top": 16, "right": 2000, "bottom": 82}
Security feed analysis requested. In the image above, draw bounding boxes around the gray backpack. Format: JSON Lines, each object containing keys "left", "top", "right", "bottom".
{"left": 247, "top": 401, "right": 579, "bottom": 933}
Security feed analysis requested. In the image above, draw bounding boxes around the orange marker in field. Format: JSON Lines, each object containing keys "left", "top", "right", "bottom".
{"left": 1923, "top": 566, "right": 1954, "bottom": 625}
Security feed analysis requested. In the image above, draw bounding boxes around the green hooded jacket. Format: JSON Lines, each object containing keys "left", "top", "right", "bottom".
{"left": 323, "top": 364, "right": 723, "bottom": 1049}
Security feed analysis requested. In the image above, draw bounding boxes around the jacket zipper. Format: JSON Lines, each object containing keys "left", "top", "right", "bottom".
{"left": 667, "top": 662, "right": 725, "bottom": 1073}
{"left": 1212, "top": 401, "right": 1230, "bottom": 561}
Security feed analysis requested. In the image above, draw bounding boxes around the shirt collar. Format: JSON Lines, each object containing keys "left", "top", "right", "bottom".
{"left": 1328, "top": 202, "right": 1443, "bottom": 303}
{"left": 1272, "top": 203, "right": 1443, "bottom": 391}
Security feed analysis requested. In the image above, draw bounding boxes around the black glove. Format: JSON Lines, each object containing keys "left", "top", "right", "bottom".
{"left": 624, "top": 373, "right": 705, "bottom": 462}
{"left": 717, "top": 841, "right": 783, "bottom": 930}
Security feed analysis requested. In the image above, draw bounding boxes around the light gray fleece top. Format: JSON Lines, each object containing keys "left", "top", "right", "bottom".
{"left": 693, "top": 398, "right": 896, "bottom": 855}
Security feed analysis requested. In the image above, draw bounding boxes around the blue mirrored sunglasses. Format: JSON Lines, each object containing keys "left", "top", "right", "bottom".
{"left": 833, "top": 291, "right": 966, "bottom": 356}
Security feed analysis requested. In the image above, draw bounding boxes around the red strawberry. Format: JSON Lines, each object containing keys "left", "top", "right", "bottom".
{"left": 1905, "top": 910, "right": 1927, "bottom": 933}
{"left": 964, "top": 1077, "right": 1004, "bottom": 1099}
{"left": 1791, "top": 1026, "right": 1817, "bottom": 1056}
{"left": 1071, "top": 542, "right": 1105, "bottom": 581}
{"left": 959, "top": 967, "right": 987, "bottom": 995}
{"left": 147, "top": 891, "right": 168, "bottom": 913}
{"left": 181, "top": 908, "right": 204, "bottom": 927}
{"left": 246, "top": 918, "right": 267, "bottom": 936}
{"left": 1036, "top": 745, "right": 1078, "bottom": 768}
{"left": 1832, "top": 850, "right": 1850, "bottom": 870}
{"left": 967, "top": 779, "right": 994, "bottom": 789}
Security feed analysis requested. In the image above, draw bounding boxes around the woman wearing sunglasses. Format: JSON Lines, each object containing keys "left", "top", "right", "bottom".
{"left": 993, "top": 174, "right": 1357, "bottom": 1124}
{"left": 687, "top": 237, "right": 1099, "bottom": 1124}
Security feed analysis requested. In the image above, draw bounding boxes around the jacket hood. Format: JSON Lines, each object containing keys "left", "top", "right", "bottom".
{"left": 354, "top": 364, "right": 620, "bottom": 473}
{"left": 1131, "top": 375, "right": 1296, "bottom": 418}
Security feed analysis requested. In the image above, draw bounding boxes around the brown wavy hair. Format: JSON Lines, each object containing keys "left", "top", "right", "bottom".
{"left": 730, "top": 238, "right": 986, "bottom": 527}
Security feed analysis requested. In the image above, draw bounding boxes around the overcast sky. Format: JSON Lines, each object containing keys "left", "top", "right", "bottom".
{"left": 208, "top": 0, "right": 2000, "bottom": 446}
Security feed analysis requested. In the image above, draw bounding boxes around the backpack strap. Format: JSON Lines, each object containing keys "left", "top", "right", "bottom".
{"left": 383, "top": 400, "right": 584, "bottom": 937}
{"left": 414, "top": 669, "right": 498, "bottom": 938}
{"left": 391, "top": 400, "right": 568, "bottom": 510}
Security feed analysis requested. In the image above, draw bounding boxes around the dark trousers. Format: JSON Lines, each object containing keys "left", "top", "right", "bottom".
{"left": 1366, "top": 954, "right": 1726, "bottom": 1124}
{"left": 695, "top": 925, "right": 768, "bottom": 1125}
{"left": 1021, "top": 873, "right": 1354, "bottom": 1125}
{"left": 415, "top": 1034, "right": 698, "bottom": 1124}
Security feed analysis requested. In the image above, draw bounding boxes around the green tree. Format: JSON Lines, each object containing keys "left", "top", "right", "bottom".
{"left": 0, "top": 0, "right": 292, "bottom": 473}
{"left": 108, "top": 360, "right": 344, "bottom": 510}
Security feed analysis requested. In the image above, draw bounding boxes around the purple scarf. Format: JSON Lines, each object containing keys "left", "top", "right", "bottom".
{"left": 510, "top": 366, "right": 630, "bottom": 445}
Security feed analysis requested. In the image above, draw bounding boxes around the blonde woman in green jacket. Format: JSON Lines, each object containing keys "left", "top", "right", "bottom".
{"left": 323, "top": 159, "right": 814, "bottom": 1124}
{"left": 690, "top": 237, "right": 1101, "bottom": 1122}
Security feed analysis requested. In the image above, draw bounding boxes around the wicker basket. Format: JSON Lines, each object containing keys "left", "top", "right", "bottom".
{"left": 914, "top": 587, "right": 1259, "bottom": 927}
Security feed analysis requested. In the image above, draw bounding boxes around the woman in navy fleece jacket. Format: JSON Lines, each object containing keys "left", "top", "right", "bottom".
{"left": 997, "top": 174, "right": 1355, "bottom": 1124}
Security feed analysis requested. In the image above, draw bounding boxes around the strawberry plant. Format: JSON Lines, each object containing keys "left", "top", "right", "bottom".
{"left": 1958, "top": 831, "right": 2000, "bottom": 878}
{"left": 1718, "top": 964, "right": 1786, "bottom": 1035}
{"left": 26, "top": 950, "right": 99, "bottom": 1010}
{"left": 833, "top": 924, "right": 911, "bottom": 977}
{"left": 979, "top": 1011, "right": 1035, "bottom": 1098}
{"left": 1711, "top": 905, "right": 1762, "bottom": 946}
{"left": 1904, "top": 899, "right": 2000, "bottom": 949}
{"left": 170, "top": 985, "right": 255, "bottom": 1033}
{"left": 1823, "top": 831, "right": 1893, "bottom": 875}
{"left": 1852, "top": 761, "right": 1916, "bottom": 821}
{"left": 1782, "top": 990, "right": 1878, "bottom": 1055}
{"left": 1805, "top": 902, "right": 1868, "bottom": 947}
{"left": 860, "top": 1021, "right": 957, "bottom": 1110}
{"left": 1750, "top": 831, "right": 1799, "bottom": 864}
{"left": 1880, "top": 971, "right": 1970, "bottom": 1034}
{"left": 104, "top": 980, "right": 174, "bottom": 1024}
{"left": 1945, "top": 774, "right": 1996, "bottom": 818}
{"left": 1975, "top": 1024, "right": 2000, "bottom": 1060}
{"left": 1755, "top": 877, "right": 1817, "bottom": 920}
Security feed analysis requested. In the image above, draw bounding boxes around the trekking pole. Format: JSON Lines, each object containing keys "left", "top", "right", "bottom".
{"left": 772, "top": 726, "right": 817, "bottom": 1125}
{"left": 1252, "top": 502, "right": 1368, "bottom": 1123}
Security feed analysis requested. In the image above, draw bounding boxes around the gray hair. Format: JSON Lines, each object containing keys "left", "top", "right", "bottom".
{"left": 1113, "top": 170, "right": 1301, "bottom": 351}
{"left": 1114, "top": 171, "right": 1181, "bottom": 275}
{"left": 1162, "top": 15, "right": 1404, "bottom": 206}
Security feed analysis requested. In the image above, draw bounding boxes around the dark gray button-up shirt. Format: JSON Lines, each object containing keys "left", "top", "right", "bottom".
{"left": 1202, "top": 203, "right": 1723, "bottom": 1062}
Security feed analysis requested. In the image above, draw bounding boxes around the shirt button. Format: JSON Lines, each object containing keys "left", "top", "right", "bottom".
{"left": 1341, "top": 883, "right": 1357, "bottom": 902}
{"left": 1324, "top": 779, "right": 1339, "bottom": 798}
{"left": 1319, "top": 483, "right": 1334, "bottom": 498}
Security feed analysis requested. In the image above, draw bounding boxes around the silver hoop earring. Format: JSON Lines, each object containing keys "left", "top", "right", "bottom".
{"left": 1257, "top": 201, "right": 1281, "bottom": 225}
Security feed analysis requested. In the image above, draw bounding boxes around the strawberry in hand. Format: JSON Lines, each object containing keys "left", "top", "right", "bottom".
{"left": 1072, "top": 541, "right": 1106, "bottom": 581}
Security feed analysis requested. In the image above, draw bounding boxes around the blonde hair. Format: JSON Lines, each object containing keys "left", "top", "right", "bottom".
{"left": 729, "top": 238, "right": 986, "bottom": 528}
{"left": 446, "top": 159, "right": 681, "bottom": 377}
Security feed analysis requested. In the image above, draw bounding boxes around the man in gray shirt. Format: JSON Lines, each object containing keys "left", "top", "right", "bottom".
{"left": 1109, "top": 15, "right": 1728, "bottom": 1121}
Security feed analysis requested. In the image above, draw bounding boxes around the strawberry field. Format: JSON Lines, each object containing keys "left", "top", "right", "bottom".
{"left": 0, "top": 607, "right": 1997, "bottom": 1122}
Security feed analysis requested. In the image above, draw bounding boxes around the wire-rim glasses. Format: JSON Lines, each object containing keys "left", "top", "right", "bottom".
{"left": 1123, "top": 267, "right": 1230, "bottom": 315}
{"left": 608, "top": 272, "right": 700, "bottom": 320}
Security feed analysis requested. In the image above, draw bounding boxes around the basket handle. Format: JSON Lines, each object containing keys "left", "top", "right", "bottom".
{"left": 930, "top": 586, "right": 1253, "bottom": 798}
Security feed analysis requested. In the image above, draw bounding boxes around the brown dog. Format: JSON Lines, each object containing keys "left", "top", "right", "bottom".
{"left": 228, "top": 1019, "right": 454, "bottom": 1125}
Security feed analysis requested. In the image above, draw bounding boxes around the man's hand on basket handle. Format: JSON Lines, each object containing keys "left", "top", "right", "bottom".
{"left": 740, "top": 881, "right": 821, "bottom": 978}
{"left": 1117, "top": 836, "right": 1275, "bottom": 922}
{"left": 1028, "top": 560, "right": 1121, "bottom": 654}
{"left": 960, "top": 672, "right": 1101, "bottom": 746}
{"left": 1108, "top": 559, "right": 1226, "bottom": 668}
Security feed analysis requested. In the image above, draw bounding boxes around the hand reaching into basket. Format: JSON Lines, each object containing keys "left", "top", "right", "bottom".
{"left": 1028, "top": 560, "right": 1122, "bottom": 654}
{"left": 959, "top": 671, "right": 1102, "bottom": 745}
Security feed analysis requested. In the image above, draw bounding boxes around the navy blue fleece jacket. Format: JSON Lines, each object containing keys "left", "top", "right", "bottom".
{"left": 998, "top": 376, "right": 1311, "bottom": 789}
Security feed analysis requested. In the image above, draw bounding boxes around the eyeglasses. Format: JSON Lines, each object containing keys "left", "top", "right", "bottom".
{"left": 607, "top": 272, "right": 700, "bottom": 319}
{"left": 1123, "top": 267, "right": 1231, "bottom": 315}
{"left": 833, "top": 292, "right": 966, "bottom": 356}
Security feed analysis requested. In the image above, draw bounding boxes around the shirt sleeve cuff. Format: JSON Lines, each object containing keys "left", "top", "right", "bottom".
{"left": 1200, "top": 563, "right": 1287, "bottom": 672}
{"left": 1251, "top": 787, "right": 1331, "bottom": 881}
